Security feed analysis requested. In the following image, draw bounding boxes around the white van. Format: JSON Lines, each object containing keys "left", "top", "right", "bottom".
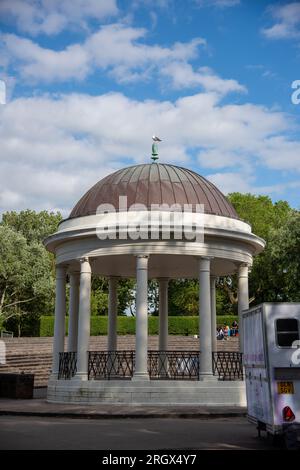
{"left": 243, "top": 303, "right": 300, "bottom": 446}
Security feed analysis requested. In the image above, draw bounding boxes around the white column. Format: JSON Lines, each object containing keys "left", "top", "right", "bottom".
{"left": 158, "top": 278, "right": 169, "bottom": 351}
{"left": 133, "top": 255, "right": 149, "bottom": 381}
{"left": 67, "top": 272, "right": 80, "bottom": 352}
{"left": 199, "top": 257, "right": 214, "bottom": 380}
{"left": 52, "top": 265, "right": 66, "bottom": 376}
{"left": 158, "top": 278, "right": 169, "bottom": 376}
{"left": 238, "top": 263, "right": 249, "bottom": 353}
{"left": 210, "top": 276, "right": 217, "bottom": 353}
{"left": 74, "top": 257, "right": 91, "bottom": 381}
{"left": 108, "top": 276, "right": 118, "bottom": 352}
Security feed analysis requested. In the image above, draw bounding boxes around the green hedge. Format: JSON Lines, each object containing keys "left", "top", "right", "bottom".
{"left": 40, "top": 315, "right": 238, "bottom": 337}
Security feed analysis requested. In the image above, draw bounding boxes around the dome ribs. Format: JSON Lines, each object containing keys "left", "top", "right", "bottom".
{"left": 68, "top": 163, "right": 238, "bottom": 219}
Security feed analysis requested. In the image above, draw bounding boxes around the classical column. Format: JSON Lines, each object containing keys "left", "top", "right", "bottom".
{"left": 199, "top": 257, "right": 214, "bottom": 380}
{"left": 238, "top": 263, "right": 249, "bottom": 353}
{"left": 67, "top": 272, "right": 80, "bottom": 352}
{"left": 210, "top": 276, "right": 217, "bottom": 353}
{"left": 158, "top": 278, "right": 169, "bottom": 351}
{"left": 74, "top": 257, "right": 91, "bottom": 381}
{"left": 108, "top": 276, "right": 118, "bottom": 352}
{"left": 133, "top": 255, "right": 149, "bottom": 381}
{"left": 158, "top": 278, "right": 169, "bottom": 376}
{"left": 52, "top": 265, "right": 67, "bottom": 377}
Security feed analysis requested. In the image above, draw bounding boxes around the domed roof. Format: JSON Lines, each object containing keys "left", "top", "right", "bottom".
{"left": 69, "top": 163, "right": 238, "bottom": 219}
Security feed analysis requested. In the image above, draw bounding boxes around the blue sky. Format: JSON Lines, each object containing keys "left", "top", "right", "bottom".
{"left": 0, "top": 0, "right": 300, "bottom": 215}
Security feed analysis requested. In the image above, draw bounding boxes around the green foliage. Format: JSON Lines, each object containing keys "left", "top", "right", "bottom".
{"left": 40, "top": 315, "right": 238, "bottom": 336}
{"left": 2, "top": 210, "right": 62, "bottom": 244}
{"left": 169, "top": 279, "right": 199, "bottom": 316}
{"left": 0, "top": 211, "right": 61, "bottom": 335}
{"left": 117, "top": 279, "right": 135, "bottom": 316}
{"left": 226, "top": 193, "right": 294, "bottom": 306}
{"left": 228, "top": 194, "right": 290, "bottom": 240}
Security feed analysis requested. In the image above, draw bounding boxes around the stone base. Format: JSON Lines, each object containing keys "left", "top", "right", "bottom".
{"left": 47, "top": 379, "right": 246, "bottom": 406}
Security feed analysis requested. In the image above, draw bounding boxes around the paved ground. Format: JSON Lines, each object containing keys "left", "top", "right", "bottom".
{"left": 0, "top": 396, "right": 246, "bottom": 419}
{"left": 0, "top": 416, "right": 274, "bottom": 450}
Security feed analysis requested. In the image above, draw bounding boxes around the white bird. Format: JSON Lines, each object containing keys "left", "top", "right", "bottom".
{"left": 152, "top": 135, "right": 162, "bottom": 142}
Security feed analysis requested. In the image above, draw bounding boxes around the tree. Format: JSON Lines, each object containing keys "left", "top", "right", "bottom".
{"left": 2, "top": 210, "right": 62, "bottom": 244}
{"left": 0, "top": 226, "right": 54, "bottom": 335}
{"left": 0, "top": 210, "right": 61, "bottom": 335}
{"left": 169, "top": 279, "right": 199, "bottom": 316}
{"left": 222, "top": 193, "right": 294, "bottom": 307}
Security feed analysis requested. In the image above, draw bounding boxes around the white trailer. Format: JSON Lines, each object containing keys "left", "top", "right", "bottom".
{"left": 243, "top": 303, "right": 300, "bottom": 444}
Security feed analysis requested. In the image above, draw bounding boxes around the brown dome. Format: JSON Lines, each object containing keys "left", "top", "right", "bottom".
{"left": 69, "top": 163, "right": 238, "bottom": 219}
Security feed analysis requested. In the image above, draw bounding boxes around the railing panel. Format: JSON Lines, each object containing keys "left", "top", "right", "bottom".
{"left": 212, "top": 351, "right": 243, "bottom": 380}
{"left": 58, "top": 352, "right": 77, "bottom": 379}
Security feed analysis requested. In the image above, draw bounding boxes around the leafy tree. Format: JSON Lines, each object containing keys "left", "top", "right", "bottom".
{"left": 0, "top": 211, "right": 61, "bottom": 335}
{"left": 2, "top": 210, "right": 62, "bottom": 244}
{"left": 223, "top": 193, "right": 293, "bottom": 306}
{"left": 0, "top": 226, "right": 54, "bottom": 334}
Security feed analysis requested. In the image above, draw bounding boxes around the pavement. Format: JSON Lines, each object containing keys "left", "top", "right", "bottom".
{"left": 0, "top": 388, "right": 247, "bottom": 419}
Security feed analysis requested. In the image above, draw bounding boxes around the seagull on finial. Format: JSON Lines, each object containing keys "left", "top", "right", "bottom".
{"left": 151, "top": 135, "right": 162, "bottom": 162}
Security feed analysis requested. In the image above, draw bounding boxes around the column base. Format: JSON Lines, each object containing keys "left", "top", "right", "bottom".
{"left": 72, "top": 372, "right": 89, "bottom": 382}
{"left": 199, "top": 373, "right": 218, "bottom": 382}
{"left": 132, "top": 373, "right": 150, "bottom": 382}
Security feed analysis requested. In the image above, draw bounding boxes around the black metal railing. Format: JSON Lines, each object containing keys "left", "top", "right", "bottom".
{"left": 58, "top": 352, "right": 77, "bottom": 379}
{"left": 148, "top": 351, "right": 200, "bottom": 380}
{"left": 212, "top": 351, "right": 243, "bottom": 381}
{"left": 58, "top": 350, "right": 243, "bottom": 381}
{"left": 88, "top": 350, "right": 135, "bottom": 380}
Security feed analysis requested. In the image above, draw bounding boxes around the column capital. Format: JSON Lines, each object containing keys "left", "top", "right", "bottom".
{"left": 136, "top": 255, "right": 149, "bottom": 271}
{"left": 198, "top": 257, "right": 211, "bottom": 272}
{"left": 238, "top": 263, "right": 249, "bottom": 278}
{"left": 79, "top": 257, "right": 91, "bottom": 274}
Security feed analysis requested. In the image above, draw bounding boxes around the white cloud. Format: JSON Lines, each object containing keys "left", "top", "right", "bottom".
{"left": 206, "top": 171, "right": 254, "bottom": 194}
{"left": 161, "top": 63, "right": 246, "bottom": 94}
{"left": 1, "top": 24, "right": 206, "bottom": 85}
{"left": 262, "top": 2, "right": 300, "bottom": 40}
{"left": 0, "top": 90, "right": 299, "bottom": 213}
{"left": 0, "top": 0, "right": 119, "bottom": 36}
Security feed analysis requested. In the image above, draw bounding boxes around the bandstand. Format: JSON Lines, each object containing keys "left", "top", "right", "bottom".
{"left": 44, "top": 162, "right": 265, "bottom": 405}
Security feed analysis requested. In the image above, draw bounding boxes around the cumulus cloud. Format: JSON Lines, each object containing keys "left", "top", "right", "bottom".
{"left": 1, "top": 23, "right": 247, "bottom": 96}
{"left": 1, "top": 24, "right": 207, "bottom": 85}
{"left": 0, "top": 90, "right": 299, "bottom": 214}
{"left": 161, "top": 63, "right": 246, "bottom": 94}
{"left": 0, "top": 0, "right": 119, "bottom": 36}
{"left": 262, "top": 2, "right": 300, "bottom": 40}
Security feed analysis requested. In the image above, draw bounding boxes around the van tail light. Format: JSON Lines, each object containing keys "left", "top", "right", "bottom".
{"left": 282, "top": 406, "right": 295, "bottom": 422}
